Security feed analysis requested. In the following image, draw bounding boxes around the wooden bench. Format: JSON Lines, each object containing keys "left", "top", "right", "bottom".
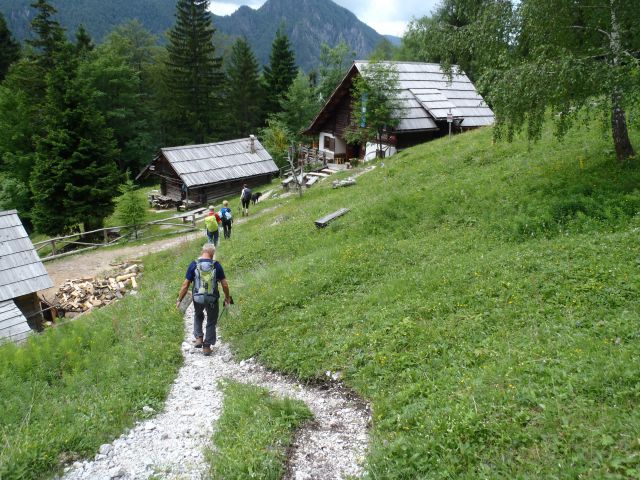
{"left": 314, "top": 208, "right": 350, "bottom": 228}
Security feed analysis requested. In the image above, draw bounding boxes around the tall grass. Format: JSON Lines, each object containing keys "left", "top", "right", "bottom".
{"left": 216, "top": 120, "right": 640, "bottom": 478}
{"left": 0, "top": 247, "right": 200, "bottom": 479}
{"left": 206, "top": 381, "right": 312, "bottom": 480}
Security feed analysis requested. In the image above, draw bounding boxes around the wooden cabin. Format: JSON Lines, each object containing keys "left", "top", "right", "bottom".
{"left": 304, "top": 61, "right": 495, "bottom": 160}
{"left": 137, "top": 136, "right": 279, "bottom": 205}
{"left": 0, "top": 210, "right": 53, "bottom": 343}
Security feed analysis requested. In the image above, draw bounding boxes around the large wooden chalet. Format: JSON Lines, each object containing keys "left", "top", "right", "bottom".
{"left": 304, "top": 61, "right": 495, "bottom": 160}
{"left": 0, "top": 210, "right": 53, "bottom": 344}
{"left": 137, "top": 136, "right": 279, "bottom": 205}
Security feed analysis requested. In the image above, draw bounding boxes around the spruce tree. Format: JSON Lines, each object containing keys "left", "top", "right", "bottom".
{"left": 166, "top": 0, "right": 223, "bottom": 144}
{"left": 26, "top": 0, "right": 65, "bottom": 71}
{"left": 226, "top": 38, "right": 263, "bottom": 138}
{"left": 75, "top": 25, "right": 95, "bottom": 58}
{"left": 263, "top": 27, "right": 297, "bottom": 117}
{"left": 30, "top": 45, "right": 120, "bottom": 236}
{"left": 0, "top": 13, "right": 20, "bottom": 81}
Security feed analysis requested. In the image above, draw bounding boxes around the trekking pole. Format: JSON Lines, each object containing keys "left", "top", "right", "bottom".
{"left": 218, "top": 296, "right": 234, "bottom": 321}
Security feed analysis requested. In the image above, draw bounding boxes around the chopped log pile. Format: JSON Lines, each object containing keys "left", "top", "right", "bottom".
{"left": 55, "top": 262, "right": 143, "bottom": 316}
{"left": 148, "top": 190, "right": 179, "bottom": 209}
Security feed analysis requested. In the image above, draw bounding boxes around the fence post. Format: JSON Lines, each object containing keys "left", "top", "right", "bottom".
{"left": 103, "top": 228, "right": 108, "bottom": 245}
{"left": 191, "top": 214, "right": 196, "bottom": 229}
{"left": 51, "top": 240, "right": 56, "bottom": 256}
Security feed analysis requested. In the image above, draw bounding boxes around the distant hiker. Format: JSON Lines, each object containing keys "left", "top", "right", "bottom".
{"left": 204, "top": 205, "right": 221, "bottom": 246}
{"left": 240, "top": 184, "right": 252, "bottom": 216}
{"left": 176, "top": 243, "right": 231, "bottom": 356}
{"left": 220, "top": 200, "right": 233, "bottom": 239}
{"left": 251, "top": 192, "right": 262, "bottom": 205}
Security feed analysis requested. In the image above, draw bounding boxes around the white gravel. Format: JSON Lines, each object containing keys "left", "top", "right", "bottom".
{"left": 60, "top": 305, "right": 370, "bottom": 480}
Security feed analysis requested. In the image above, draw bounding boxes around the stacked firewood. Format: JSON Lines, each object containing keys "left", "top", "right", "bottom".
{"left": 55, "top": 263, "right": 142, "bottom": 314}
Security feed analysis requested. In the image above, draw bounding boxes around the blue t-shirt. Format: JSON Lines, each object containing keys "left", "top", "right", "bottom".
{"left": 185, "top": 258, "right": 225, "bottom": 283}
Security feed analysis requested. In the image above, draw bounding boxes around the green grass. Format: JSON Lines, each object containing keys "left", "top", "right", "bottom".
{"left": 214, "top": 120, "right": 640, "bottom": 479}
{"left": 3, "top": 119, "right": 639, "bottom": 479}
{"left": 206, "top": 381, "right": 312, "bottom": 480}
{"left": 0, "top": 247, "right": 196, "bottom": 479}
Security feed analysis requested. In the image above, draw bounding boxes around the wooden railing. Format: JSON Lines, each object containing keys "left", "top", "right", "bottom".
{"left": 33, "top": 208, "right": 206, "bottom": 262}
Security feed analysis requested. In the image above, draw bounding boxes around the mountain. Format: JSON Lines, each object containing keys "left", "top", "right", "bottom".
{"left": 212, "top": 0, "right": 384, "bottom": 70}
{"left": 0, "top": 0, "right": 386, "bottom": 70}
{"left": 0, "top": 0, "right": 176, "bottom": 43}
{"left": 384, "top": 34, "right": 401, "bottom": 46}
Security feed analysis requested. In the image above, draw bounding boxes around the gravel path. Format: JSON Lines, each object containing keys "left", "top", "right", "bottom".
{"left": 61, "top": 305, "right": 370, "bottom": 480}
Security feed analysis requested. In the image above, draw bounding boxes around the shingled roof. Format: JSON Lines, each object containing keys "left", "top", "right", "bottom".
{"left": 138, "top": 137, "right": 279, "bottom": 189}
{"left": 0, "top": 210, "right": 53, "bottom": 342}
{"left": 306, "top": 61, "right": 494, "bottom": 134}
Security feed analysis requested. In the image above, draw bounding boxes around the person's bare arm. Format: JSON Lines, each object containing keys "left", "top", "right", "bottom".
{"left": 176, "top": 279, "right": 191, "bottom": 308}
{"left": 220, "top": 278, "right": 231, "bottom": 305}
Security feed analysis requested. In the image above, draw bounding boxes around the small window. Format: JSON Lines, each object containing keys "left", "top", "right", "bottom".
{"left": 323, "top": 136, "right": 335, "bottom": 152}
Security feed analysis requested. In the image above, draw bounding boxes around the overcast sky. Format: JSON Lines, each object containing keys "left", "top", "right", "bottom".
{"left": 209, "top": 0, "right": 440, "bottom": 37}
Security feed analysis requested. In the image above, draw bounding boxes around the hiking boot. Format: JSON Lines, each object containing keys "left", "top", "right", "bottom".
{"left": 203, "top": 345, "right": 213, "bottom": 356}
{"left": 192, "top": 336, "right": 203, "bottom": 348}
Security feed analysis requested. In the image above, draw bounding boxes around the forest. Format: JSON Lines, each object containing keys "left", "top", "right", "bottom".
{"left": 0, "top": 0, "right": 359, "bottom": 237}
{"left": 0, "top": 0, "right": 638, "bottom": 238}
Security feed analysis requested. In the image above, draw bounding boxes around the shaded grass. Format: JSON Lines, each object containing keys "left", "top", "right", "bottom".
{"left": 0, "top": 246, "right": 200, "bottom": 479}
{"left": 215, "top": 120, "right": 640, "bottom": 478}
{"left": 206, "top": 381, "right": 312, "bottom": 480}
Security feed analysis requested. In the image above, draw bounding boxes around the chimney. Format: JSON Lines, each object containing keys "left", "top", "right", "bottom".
{"left": 249, "top": 135, "right": 256, "bottom": 154}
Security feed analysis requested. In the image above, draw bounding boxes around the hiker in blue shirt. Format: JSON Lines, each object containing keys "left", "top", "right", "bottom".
{"left": 219, "top": 200, "right": 233, "bottom": 239}
{"left": 176, "top": 244, "right": 231, "bottom": 356}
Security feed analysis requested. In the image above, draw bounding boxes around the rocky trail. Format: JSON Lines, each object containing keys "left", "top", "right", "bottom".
{"left": 60, "top": 305, "right": 370, "bottom": 480}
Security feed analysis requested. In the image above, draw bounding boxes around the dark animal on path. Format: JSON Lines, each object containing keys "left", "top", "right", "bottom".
{"left": 251, "top": 192, "right": 262, "bottom": 204}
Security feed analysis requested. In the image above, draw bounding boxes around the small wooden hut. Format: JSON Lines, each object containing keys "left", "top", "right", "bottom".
{"left": 0, "top": 210, "right": 53, "bottom": 343}
{"left": 137, "top": 136, "right": 279, "bottom": 205}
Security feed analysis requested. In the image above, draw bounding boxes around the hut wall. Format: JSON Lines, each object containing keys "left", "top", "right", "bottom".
{"left": 192, "top": 174, "right": 274, "bottom": 206}
{"left": 396, "top": 130, "right": 445, "bottom": 150}
{"left": 318, "top": 94, "right": 352, "bottom": 138}
{"left": 14, "top": 293, "right": 44, "bottom": 332}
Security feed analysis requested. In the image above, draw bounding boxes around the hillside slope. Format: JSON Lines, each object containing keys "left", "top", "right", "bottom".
{"left": 218, "top": 122, "right": 640, "bottom": 478}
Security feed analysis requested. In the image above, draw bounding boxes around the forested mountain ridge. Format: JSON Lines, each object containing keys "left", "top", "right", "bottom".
{"left": 0, "top": 0, "right": 386, "bottom": 70}
{"left": 213, "top": 0, "right": 384, "bottom": 70}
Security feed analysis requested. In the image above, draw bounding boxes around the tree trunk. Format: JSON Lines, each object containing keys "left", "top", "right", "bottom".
{"left": 611, "top": 94, "right": 635, "bottom": 163}
{"left": 609, "top": 0, "right": 636, "bottom": 163}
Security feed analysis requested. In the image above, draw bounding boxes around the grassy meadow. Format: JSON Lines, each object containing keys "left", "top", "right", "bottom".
{"left": 216, "top": 121, "right": 640, "bottom": 478}
{"left": 206, "top": 381, "right": 312, "bottom": 480}
{"left": 1, "top": 117, "right": 638, "bottom": 479}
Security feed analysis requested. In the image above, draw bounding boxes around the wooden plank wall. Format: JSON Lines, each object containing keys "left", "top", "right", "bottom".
{"left": 15, "top": 293, "right": 44, "bottom": 332}
{"left": 192, "top": 175, "right": 274, "bottom": 207}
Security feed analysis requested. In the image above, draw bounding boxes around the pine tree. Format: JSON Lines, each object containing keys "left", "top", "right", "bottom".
{"left": 165, "top": 0, "right": 223, "bottom": 144}
{"left": 26, "top": 0, "right": 65, "bottom": 71}
{"left": 277, "top": 70, "right": 321, "bottom": 139}
{"left": 0, "top": 13, "right": 20, "bottom": 81}
{"left": 75, "top": 25, "right": 95, "bottom": 58}
{"left": 30, "top": 45, "right": 121, "bottom": 236}
{"left": 263, "top": 27, "right": 297, "bottom": 118}
{"left": 226, "top": 38, "right": 263, "bottom": 138}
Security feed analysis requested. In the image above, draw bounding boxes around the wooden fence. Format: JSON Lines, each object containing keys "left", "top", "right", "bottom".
{"left": 33, "top": 208, "right": 205, "bottom": 262}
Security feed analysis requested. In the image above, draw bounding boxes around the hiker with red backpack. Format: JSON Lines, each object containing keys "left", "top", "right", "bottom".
{"left": 176, "top": 244, "right": 231, "bottom": 356}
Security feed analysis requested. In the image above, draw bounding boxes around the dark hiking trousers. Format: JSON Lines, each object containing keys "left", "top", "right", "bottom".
{"left": 193, "top": 299, "right": 219, "bottom": 347}
{"left": 222, "top": 219, "right": 232, "bottom": 239}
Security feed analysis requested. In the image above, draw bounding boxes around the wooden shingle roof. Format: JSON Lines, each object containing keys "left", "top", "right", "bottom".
{"left": 305, "top": 61, "right": 495, "bottom": 134}
{"left": 0, "top": 299, "right": 31, "bottom": 343}
{"left": 138, "top": 137, "right": 279, "bottom": 189}
{"left": 0, "top": 210, "right": 53, "bottom": 301}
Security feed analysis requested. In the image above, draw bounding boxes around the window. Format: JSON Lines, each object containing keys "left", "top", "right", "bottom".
{"left": 323, "top": 135, "right": 335, "bottom": 152}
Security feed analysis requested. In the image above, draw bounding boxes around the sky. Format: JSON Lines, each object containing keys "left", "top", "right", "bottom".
{"left": 209, "top": 0, "right": 440, "bottom": 37}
